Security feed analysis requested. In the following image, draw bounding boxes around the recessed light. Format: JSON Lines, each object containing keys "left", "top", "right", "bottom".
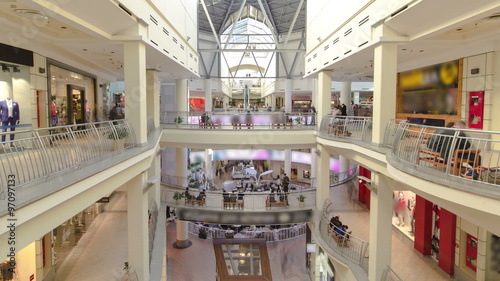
{"left": 419, "top": 50, "right": 424, "bottom": 52}
{"left": 456, "top": 28, "right": 463, "bottom": 31}
{"left": 83, "top": 49, "right": 87, "bottom": 51}
{"left": 402, "top": 48, "right": 407, "bottom": 51}
{"left": 13, "top": 9, "right": 48, "bottom": 21}
{"left": 61, "top": 26, "right": 67, "bottom": 29}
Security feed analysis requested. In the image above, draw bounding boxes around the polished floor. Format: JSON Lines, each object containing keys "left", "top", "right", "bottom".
{"left": 56, "top": 181, "right": 454, "bottom": 281}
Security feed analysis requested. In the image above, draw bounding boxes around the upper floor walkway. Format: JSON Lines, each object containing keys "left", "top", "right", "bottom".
{"left": 1, "top": 113, "right": 500, "bottom": 256}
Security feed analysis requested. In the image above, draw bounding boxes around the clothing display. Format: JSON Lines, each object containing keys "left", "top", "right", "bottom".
{"left": 0, "top": 98, "right": 20, "bottom": 143}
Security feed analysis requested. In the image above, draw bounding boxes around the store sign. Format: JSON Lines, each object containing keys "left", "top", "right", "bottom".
{"left": 400, "top": 60, "right": 458, "bottom": 89}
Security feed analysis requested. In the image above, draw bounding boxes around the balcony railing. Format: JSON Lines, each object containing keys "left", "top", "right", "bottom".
{"left": 318, "top": 115, "right": 372, "bottom": 143}
{"left": 381, "top": 265, "right": 404, "bottom": 281}
{"left": 0, "top": 120, "right": 136, "bottom": 200}
{"left": 319, "top": 213, "right": 369, "bottom": 273}
{"left": 389, "top": 122, "right": 500, "bottom": 199}
{"left": 160, "top": 111, "right": 317, "bottom": 129}
{"left": 187, "top": 222, "right": 306, "bottom": 242}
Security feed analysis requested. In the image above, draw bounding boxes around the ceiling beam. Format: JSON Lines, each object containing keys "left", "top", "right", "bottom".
{"left": 218, "top": 0, "right": 235, "bottom": 35}
{"left": 199, "top": 49, "right": 305, "bottom": 53}
{"left": 283, "top": 0, "right": 304, "bottom": 48}
{"left": 223, "top": 0, "right": 247, "bottom": 50}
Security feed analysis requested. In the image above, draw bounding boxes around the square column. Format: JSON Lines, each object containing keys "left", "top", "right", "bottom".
{"left": 205, "top": 78, "right": 212, "bottom": 111}
{"left": 146, "top": 69, "right": 160, "bottom": 128}
{"left": 127, "top": 173, "right": 149, "bottom": 281}
{"left": 124, "top": 41, "right": 147, "bottom": 144}
{"left": 316, "top": 70, "right": 332, "bottom": 128}
{"left": 315, "top": 144, "right": 330, "bottom": 208}
{"left": 176, "top": 79, "right": 188, "bottom": 112}
{"left": 369, "top": 173, "right": 393, "bottom": 281}
{"left": 285, "top": 79, "right": 292, "bottom": 112}
{"left": 372, "top": 42, "right": 397, "bottom": 145}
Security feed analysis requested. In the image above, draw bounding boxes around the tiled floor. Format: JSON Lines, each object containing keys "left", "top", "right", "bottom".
{"left": 56, "top": 180, "right": 454, "bottom": 281}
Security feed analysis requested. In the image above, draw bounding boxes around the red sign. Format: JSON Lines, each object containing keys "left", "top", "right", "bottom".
{"left": 30, "top": 274, "right": 35, "bottom": 281}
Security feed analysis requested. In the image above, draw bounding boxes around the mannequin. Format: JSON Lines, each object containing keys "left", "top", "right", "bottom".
{"left": 0, "top": 97, "right": 20, "bottom": 146}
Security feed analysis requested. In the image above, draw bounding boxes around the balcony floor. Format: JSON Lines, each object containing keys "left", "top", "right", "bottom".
{"left": 54, "top": 181, "right": 454, "bottom": 281}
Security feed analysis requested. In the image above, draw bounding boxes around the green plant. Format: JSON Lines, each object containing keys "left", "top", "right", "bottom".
{"left": 107, "top": 127, "right": 129, "bottom": 140}
{"left": 295, "top": 117, "right": 302, "bottom": 123}
{"left": 198, "top": 228, "right": 207, "bottom": 239}
{"left": 123, "top": 262, "right": 129, "bottom": 272}
{"left": 174, "top": 116, "right": 183, "bottom": 124}
{"left": 297, "top": 194, "right": 306, "bottom": 202}
{"left": 173, "top": 191, "right": 185, "bottom": 200}
{"left": 255, "top": 232, "right": 264, "bottom": 239}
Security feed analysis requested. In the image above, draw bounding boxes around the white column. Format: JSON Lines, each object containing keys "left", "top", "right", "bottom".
{"left": 285, "top": 79, "right": 292, "bottom": 112}
{"left": 311, "top": 148, "right": 318, "bottom": 188}
{"left": 316, "top": 144, "right": 330, "bottom": 208}
{"left": 204, "top": 78, "right": 212, "bottom": 112}
{"left": 205, "top": 149, "right": 213, "bottom": 185}
{"left": 271, "top": 94, "right": 277, "bottom": 111}
{"left": 372, "top": 42, "right": 397, "bottom": 144}
{"left": 340, "top": 82, "right": 351, "bottom": 112}
{"left": 176, "top": 148, "right": 188, "bottom": 187}
{"left": 127, "top": 173, "right": 149, "bottom": 281}
{"left": 175, "top": 220, "right": 190, "bottom": 248}
{"left": 339, "top": 156, "right": 349, "bottom": 181}
{"left": 317, "top": 71, "right": 332, "bottom": 129}
{"left": 146, "top": 69, "right": 161, "bottom": 207}
{"left": 176, "top": 79, "right": 188, "bottom": 112}
{"left": 353, "top": 92, "right": 360, "bottom": 105}
{"left": 284, "top": 149, "right": 292, "bottom": 178}
{"left": 124, "top": 41, "right": 147, "bottom": 144}
{"left": 369, "top": 173, "right": 393, "bottom": 281}
{"left": 223, "top": 96, "right": 229, "bottom": 109}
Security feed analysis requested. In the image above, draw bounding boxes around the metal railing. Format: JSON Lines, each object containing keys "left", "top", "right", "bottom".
{"left": 390, "top": 122, "right": 500, "bottom": 199}
{"left": 0, "top": 120, "right": 136, "bottom": 199}
{"left": 318, "top": 115, "right": 372, "bottom": 142}
{"left": 381, "top": 265, "right": 404, "bottom": 281}
{"left": 188, "top": 222, "right": 306, "bottom": 242}
{"left": 161, "top": 185, "right": 316, "bottom": 210}
{"left": 160, "top": 111, "right": 317, "bottom": 129}
{"left": 319, "top": 214, "right": 369, "bottom": 273}
{"left": 383, "top": 119, "right": 406, "bottom": 148}
{"left": 330, "top": 167, "right": 358, "bottom": 186}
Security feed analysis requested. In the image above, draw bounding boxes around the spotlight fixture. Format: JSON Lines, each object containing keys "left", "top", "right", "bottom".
{"left": 2, "top": 64, "right": 9, "bottom": 73}
{"left": 12, "top": 66, "right": 20, "bottom": 73}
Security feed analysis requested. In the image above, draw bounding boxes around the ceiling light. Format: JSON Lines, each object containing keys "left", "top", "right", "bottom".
{"left": 2, "top": 64, "right": 9, "bottom": 73}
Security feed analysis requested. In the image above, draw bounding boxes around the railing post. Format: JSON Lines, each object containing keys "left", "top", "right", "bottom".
{"left": 32, "top": 131, "right": 51, "bottom": 182}
{"left": 67, "top": 126, "right": 83, "bottom": 168}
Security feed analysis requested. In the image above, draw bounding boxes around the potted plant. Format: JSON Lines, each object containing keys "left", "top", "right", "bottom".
{"left": 225, "top": 230, "right": 234, "bottom": 238}
{"left": 198, "top": 227, "right": 207, "bottom": 239}
{"left": 174, "top": 116, "right": 183, "bottom": 128}
{"left": 297, "top": 194, "right": 306, "bottom": 208}
{"left": 108, "top": 127, "right": 129, "bottom": 150}
{"left": 255, "top": 232, "right": 264, "bottom": 239}
{"left": 295, "top": 117, "right": 303, "bottom": 127}
{"left": 173, "top": 191, "right": 184, "bottom": 204}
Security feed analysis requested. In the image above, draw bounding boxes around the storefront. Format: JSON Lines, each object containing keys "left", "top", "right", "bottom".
{"left": 47, "top": 60, "right": 97, "bottom": 127}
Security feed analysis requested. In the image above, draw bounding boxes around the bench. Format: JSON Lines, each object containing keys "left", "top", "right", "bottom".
{"left": 266, "top": 198, "right": 288, "bottom": 208}
{"left": 272, "top": 123, "right": 293, "bottom": 129}
{"left": 327, "top": 225, "right": 350, "bottom": 247}
{"left": 232, "top": 123, "right": 254, "bottom": 129}
{"left": 199, "top": 122, "right": 221, "bottom": 129}
{"left": 223, "top": 200, "right": 244, "bottom": 209}
{"left": 418, "top": 148, "right": 481, "bottom": 176}
{"left": 185, "top": 197, "right": 206, "bottom": 206}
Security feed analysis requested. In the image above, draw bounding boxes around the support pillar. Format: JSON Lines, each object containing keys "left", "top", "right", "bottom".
{"left": 127, "top": 173, "right": 149, "bottom": 281}
{"left": 205, "top": 149, "right": 213, "bottom": 187}
{"left": 146, "top": 69, "right": 161, "bottom": 207}
{"left": 175, "top": 79, "right": 188, "bottom": 113}
{"left": 223, "top": 96, "right": 229, "bottom": 109}
{"left": 271, "top": 94, "right": 277, "bottom": 111}
{"left": 339, "top": 156, "right": 349, "bottom": 181}
{"left": 316, "top": 71, "right": 332, "bottom": 129}
{"left": 369, "top": 173, "right": 393, "bottom": 281}
{"left": 438, "top": 208, "right": 456, "bottom": 276}
{"left": 340, "top": 82, "right": 351, "bottom": 115}
{"left": 285, "top": 79, "right": 292, "bottom": 112}
{"left": 284, "top": 149, "right": 291, "bottom": 178}
{"left": 124, "top": 41, "right": 147, "bottom": 144}
{"left": 175, "top": 220, "right": 191, "bottom": 249}
{"left": 311, "top": 148, "right": 318, "bottom": 188}
{"left": 316, "top": 144, "right": 330, "bottom": 208}
{"left": 414, "top": 195, "right": 433, "bottom": 255}
{"left": 372, "top": 41, "right": 397, "bottom": 145}
{"left": 176, "top": 148, "right": 188, "bottom": 187}
{"left": 204, "top": 78, "right": 212, "bottom": 111}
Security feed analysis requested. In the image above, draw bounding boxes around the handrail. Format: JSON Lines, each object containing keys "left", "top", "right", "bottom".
{"left": 330, "top": 167, "right": 358, "bottom": 186}
{"left": 319, "top": 213, "right": 369, "bottom": 273}
{"left": 187, "top": 222, "right": 306, "bottom": 242}
{"left": 160, "top": 111, "right": 317, "bottom": 129}
{"left": 318, "top": 115, "right": 373, "bottom": 143}
{"left": 0, "top": 120, "right": 136, "bottom": 198}
{"left": 381, "top": 265, "right": 404, "bottom": 281}
{"left": 389, "top": 122, "right": 500, "bottom": 199}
